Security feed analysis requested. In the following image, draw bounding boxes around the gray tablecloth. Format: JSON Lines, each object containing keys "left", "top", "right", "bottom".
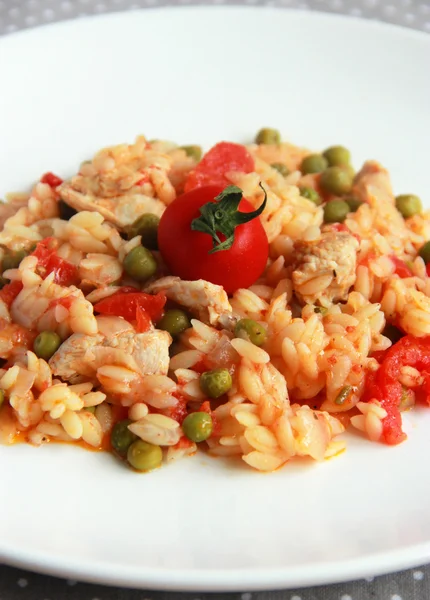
{"left": 0, "top": 1, "right": 429, "bottom": 598}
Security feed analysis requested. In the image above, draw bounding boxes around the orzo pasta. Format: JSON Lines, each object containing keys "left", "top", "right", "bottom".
{"left": 0, "top": 131, "right": 428, "bottom": 472}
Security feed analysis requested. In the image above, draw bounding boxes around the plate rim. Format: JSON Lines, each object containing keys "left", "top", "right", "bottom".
{"left": 1, "top": 5, "right": 430, "bottom": 591}
{"left": 1, "top": 539, "right": 430, "bottom": 591}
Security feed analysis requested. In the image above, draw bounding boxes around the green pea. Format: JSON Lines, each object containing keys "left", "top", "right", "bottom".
{"left": 255, "top": 128, "right": 281, "bottom": 145}
{"left": 111, "top": 419, "right": 138, "bottom": 457}
{"left": 382, "top": 324, "right": 404, "bottom": 344}
{"left": 234, "top": 318, "right": 267, "bottom": 347}
{"left": 157, "top": 309, "right": 190, "bottom": 338}
{"left": 182, "top": 412, "right": 213, "bottom": 443}
{"left": 418, "top": 241, "right": 430, "bottom": 264}
{"left": 33, "top": 330, "right": 62, "bottom": 361}
{"left": 322, "top": 145, "right": 351, "bottom": 167}
{"left": 125, "top": 214, "right": 160, "bottom": 249}
{"left": 299, "top": 186, "right": 321, "bottom": 206}
{"left": 323, "top": 199, "right": 350, "bottom": 224}
{"left": 334, "top": 385, "right": 352, "bottom": 405}
{"left": 180, "top": 145, "right": 202, "bottom": 162}
{"left": 2, "top": 249, "right": 27, "bottom": 272}
{"left": 345, "top": 196, "right": 364, "bottom": 212}
{"left": 395, "top": 194, "right": 422, "bottom": 219}
{"left": 320, "top": 166, "right": 353, "bottom": 195}
{"left": 271, "top": 163, "right": 290, "bottom": 177}
{"left": 300, "top": 154, "right": 328, "bottom": 175}
{"left": 123, "top": 246, "right": 157, "bottom": 282}
{"left": 0, "top": 389, "right": 4, "bottom": 409}
{"left": 59, "top": 200, "right": 77, "bottom": 221}
{"left": 127, "top": 439, "right": 163, "bottom": 472}
{"left": 200, "top": 368, "right": 232, "bottom": 399}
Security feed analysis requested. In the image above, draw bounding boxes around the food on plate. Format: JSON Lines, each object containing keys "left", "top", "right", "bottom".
{"left": 0, "top": 131, "right": 427, "bottom": 473}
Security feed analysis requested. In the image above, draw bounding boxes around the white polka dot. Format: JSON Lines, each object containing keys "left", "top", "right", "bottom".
{"left": 349, "top": 8, "right": 362, "bottom": 16}
{"left": 413, "top": 570, "right": 424, "bottom": 580}
{"left": 26, "top": 0, "right": 38, "bottom": 4}
{"left": 425, "top": 22, "right": 430, "bottom": 31}
{"left": 383, "top": 5, "right": 397, "bottom": 15}
{"left": 17, "top": 578, "right": 28, "bottom": 588}
{"left": 364, "top": 576, "right": 375, "bottom": 582}
{"left": 43, "top": 8, "right": 54, "bottom": 19}
{"left": 405, "top": 12, "right": 415, "bottom": 22}
{"left": 290, "top": 596, "right": 302, "bottom": 600}
{"left": 329, "top": 0, "right": 343, "bottom": 9}
{"left": 419, "top": 4, "right": 430, "bottom": 14}
{"left": 25, "top": 14, "right": 37, "bottom": 24}
{"left": 363, "top": 0, "right": 377, "bottom": 7}
{"left": 94, "top": 2, "right": 107, "bottom": 11}
{"left": 391, "top": 595, "right": 403, "bottom": 600}
{"left": 241, "top": 594, "right": 252, "bottom": 600}
{"left": 8, "top": 6, "right": 20, "bottom": 16}
{"left": 61, "top": 1, "right": 73, "bottom": 11}
{"left": 66, "top": 579, "right": 78, "bottom": 586}
{"left": 341, "top": 595, "right": 352, "bottom": 600}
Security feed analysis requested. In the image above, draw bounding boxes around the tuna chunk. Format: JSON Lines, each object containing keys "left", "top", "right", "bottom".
{"left": 292, "top": 230, "right": 359, "bottom": 306}
{"left": 145, "top": 276, "right": 232, "bottom": 326}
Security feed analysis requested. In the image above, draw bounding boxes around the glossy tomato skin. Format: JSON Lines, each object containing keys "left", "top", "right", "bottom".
{"left": 158, "top": 185, "right": 268, "bottom": 294}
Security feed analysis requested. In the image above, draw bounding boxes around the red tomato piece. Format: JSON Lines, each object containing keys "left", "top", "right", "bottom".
{"left": 32, "top": 238, "right": 78, "bottom": 287}
{"left": 158, "top": 185, "right": 269, "bottom": 294}
{"left": 0, "top": 281, "right": 23, "bottom": 307}
{"left": 364, "top": 335, "right": 430, "bottom": 445}
{"left": 426, "top": 264, "right": 430, "bottom": 277}
{"left": 391, "top": 256, "right": 413, "bottom": 278}
{"left": 135, "top": 304, "right": 152, "bottom": 333}
{"left": 93, "top": 290, "right": 166, "bottom": 324}
{"left": 40, "top": 172, "right": 63, "bottom": 188}
{"left": 184, "top": 142, "right": 254, "bottom": 192}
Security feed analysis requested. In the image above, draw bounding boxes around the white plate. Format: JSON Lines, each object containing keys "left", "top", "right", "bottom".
{"left": 1, "top": 7, "right": 430, "bottom": 592}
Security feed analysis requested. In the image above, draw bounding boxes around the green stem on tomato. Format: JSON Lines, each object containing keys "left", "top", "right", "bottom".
{"left": 190, "top": 184, "right": 267, "bottom": 254}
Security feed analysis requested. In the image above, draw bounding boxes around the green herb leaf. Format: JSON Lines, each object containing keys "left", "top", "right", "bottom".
{"left": 191, "top": 184, "right": 267, "bottom": 254}
{"left": 334, "top": 385, "right": 353, "bottom": 405}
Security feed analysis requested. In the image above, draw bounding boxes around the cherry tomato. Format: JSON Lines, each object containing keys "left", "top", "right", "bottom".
{"left": 32, "top": 238, "right": 78, "bottom": 286}
{"left": 184, "top": 142, "right": 254, "bottom": 192}
{"left": 40, "top": 172, "right": 63, "bottom": 188}
{"left": 158, "top": 185, "right": 269, "bottom": 294}
{"left": 93, "top": 290, "right": 166, "bottom": 326}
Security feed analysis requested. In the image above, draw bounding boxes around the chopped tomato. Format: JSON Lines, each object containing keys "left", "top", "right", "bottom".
{"left": 49, "top": 295, "right": 75, "bottom": 311}
{"left": 40, "top": 172, "right": 63, "bottom": 188}
{"left": 93, "top": 290, "right": 166, "bottom": 326}
{"left": 175, "top": 436, "right": 194, "bottom": 450}
{"left": 0, "top": 317, "right": 36, "bottom": 350}
{"left": 184, "top": 142, "right": 254, "bottom": 192}
{"left": 426, "top": 263, "right": 430, "bottom": 277}
{"left": 32, "top": 238, "right": 78, "bottom": 286}
{"left": 364, "top": 335, "right": 430, "bottom": 445}
{"left": 391, "top": 256, "right": 413, "bottom": 278}
{"left": 0, "top": 281, "right": 23, "bottom": 307}
{"left": 135, "top": 304, "right": 151, "bottom": 333}
{"left": 166, "top": 395, "right": 188, "bottom": 424}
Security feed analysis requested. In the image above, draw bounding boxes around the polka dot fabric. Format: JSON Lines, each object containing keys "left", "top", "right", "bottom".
{"left": 0, "top": 565, "right": 430, "bottom": 600}
{"left": 0, "top": 0, "right": 429, "bottom": 599}
{"left": 0, "top": 0, "right": 429, "bottom": 34}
